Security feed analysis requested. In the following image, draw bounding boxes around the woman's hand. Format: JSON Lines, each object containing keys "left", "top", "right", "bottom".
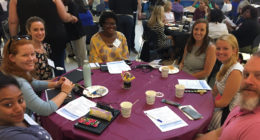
{"left": 61, "top": 79, "right": 74, "bottom": 94}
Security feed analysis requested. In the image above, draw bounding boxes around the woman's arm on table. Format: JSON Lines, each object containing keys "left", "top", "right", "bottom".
{"left": 192, "top": 44, "right": 216, "bottom": 79}
{"left": 215, "top": 70, "right": 242, "bottom": 108}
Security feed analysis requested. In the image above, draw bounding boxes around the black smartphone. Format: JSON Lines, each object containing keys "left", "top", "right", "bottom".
{"left": 181, "top": 106, "right": 202, "bottom": 120}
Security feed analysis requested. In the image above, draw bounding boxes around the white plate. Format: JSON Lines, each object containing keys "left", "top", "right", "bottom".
{"left": 165, "top": 23, "right": 175, "bottom": 26}
{"left": 168, "top": 27, "right": 179, "bottom": 30}
{"left": 83, "top": 85, "right": 109, "bottom": 98}
{"left": 159, "top": 66, "right": 179, "bottom": 74}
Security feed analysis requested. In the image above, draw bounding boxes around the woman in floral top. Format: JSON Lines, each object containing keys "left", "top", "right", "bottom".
{"left": 89, "top": 11, "right": 129, "bottom": 63}
{"left": 26, "top": 16, "right": 53, "bottom": 80}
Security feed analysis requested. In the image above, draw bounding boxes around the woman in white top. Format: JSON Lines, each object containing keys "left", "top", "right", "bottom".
{"left": 164, "top": 1, "right": 175, "bottom": 23}
{"left": 208, "top": 9, "right": 228, "bottom": 40}
{"left": 208, "top": 34, "right": 243, "bottom": 130}
{"left": 221, "top": 0, "right": 232, "bottom": 14}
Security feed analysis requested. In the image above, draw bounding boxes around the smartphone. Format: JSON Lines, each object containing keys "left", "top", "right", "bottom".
{"left": 181, "top": 106, "right": 202, "bottom": 120}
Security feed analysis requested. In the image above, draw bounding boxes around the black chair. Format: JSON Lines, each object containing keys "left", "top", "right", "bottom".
{"left": 239, "top": 34, "right": 260, "bottom": 55}
{"left": 140, "top": 21, "right": 160, "bottom": 62}
{"left": 173, "top": 11, "right": 183, "bottom": 21}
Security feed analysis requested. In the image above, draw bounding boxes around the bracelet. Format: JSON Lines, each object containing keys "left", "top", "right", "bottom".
{"left": 61, "top": 91, "right": 69, "bottom": 95}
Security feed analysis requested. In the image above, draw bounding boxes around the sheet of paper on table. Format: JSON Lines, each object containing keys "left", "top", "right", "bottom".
{"left": 144, "top": 106, "right": 188, "bottom": 132}
{"left": 107, "top": 61, "right": 131, "bottom": 74}
{"left": 184, "top": 6, "right": 195, "bottom": 13}
{"left": 178, "top": 79, "right": 212, "bottom": 90}
{"left": 90, "top": 63, "right": 100, "bottom": 69}
{"left": 56, "top": 96, "right": 96, "bottom": 121}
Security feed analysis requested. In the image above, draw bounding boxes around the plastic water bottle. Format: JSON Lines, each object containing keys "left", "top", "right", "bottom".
{"left": 83, "top": 60, "right": 92, "bottom": 87}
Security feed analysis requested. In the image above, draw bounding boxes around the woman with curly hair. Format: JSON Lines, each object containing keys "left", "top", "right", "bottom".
{"left": 208, "top": 34, "right": 243, "bottom": 130}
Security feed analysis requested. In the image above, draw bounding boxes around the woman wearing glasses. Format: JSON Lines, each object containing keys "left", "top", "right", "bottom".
{"left": 26, "top": 16, "right": 53, "bottom": 80}
{"left": 0, "top": 73, "right": 52, "bottom": 139}
{"left": 89, "top": 11, "right": 129, "bottom": 63}
{"left": 0, "top": 36, "right": 74, "bottom": 116}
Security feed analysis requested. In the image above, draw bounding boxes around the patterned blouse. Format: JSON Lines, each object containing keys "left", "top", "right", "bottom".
{"left": 34, "top": 43, "right": 53, "bottom": 80}
{"left": 150, "top": 23, "right": 169, "bottom": 48}
{"left": 89, "top": 31, "right": 129, "bottom": 63}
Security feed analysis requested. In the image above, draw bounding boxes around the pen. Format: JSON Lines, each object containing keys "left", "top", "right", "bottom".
{"left": 145, "top": 113, "right": 163, "bottom": 123}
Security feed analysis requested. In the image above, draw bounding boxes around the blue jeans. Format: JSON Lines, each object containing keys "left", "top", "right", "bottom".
{"left": 116, "top": 15, "right": 134, "bottom": 51}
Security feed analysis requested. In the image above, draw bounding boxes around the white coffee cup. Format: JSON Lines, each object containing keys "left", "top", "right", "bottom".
{"left": 161, "top": 67, "right": 169, "bottom": 78}
{"left": 145, "top": 90, "right": 157, "bottom": 105}
{"left": 175, "top": 84, "right": 185, "bottom": 98}
{"left": 120, "top": 101, "right": 133, "bottom": 118}
{"left": 179, "top": 25, "right": 184, "bottom": 32}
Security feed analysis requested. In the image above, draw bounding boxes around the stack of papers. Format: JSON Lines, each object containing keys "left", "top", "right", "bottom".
{"left": 56, "top": 96, "right": 96, "bottom": 121}
{"left": 107, "top": 61, "right": 131, "bottom": 74}
{"left": 144, "top": 106, "right": 188, "bottom": 132}
{"left": 178, "top": 79, "right": 212, "bottom": 90}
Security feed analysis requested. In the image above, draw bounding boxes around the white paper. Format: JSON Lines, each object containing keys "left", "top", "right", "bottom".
{"left": 47, "top": 58, "right": 55, "bottom": 68}
{"left": 144, "top": 106, "right": 188, "bottom": 132}
{"left": 90, "top": 63, "right": 100, "bottom": 68}
{"left": 56, "top": 96, "right": 96, "bottom": 121}
{"left": 107, "top": 61, "right": 131, "bottom": 74}
{"left": 178, "top": 79, "right": 212, "bottom": 90}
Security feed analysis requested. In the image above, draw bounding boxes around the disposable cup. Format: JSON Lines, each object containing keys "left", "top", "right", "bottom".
{"left": 175, "top": 84, "right": 185, "bottom": 98}
{"left": 120, "top": 101, "right": 133, "bottom": 118}
{"left": 179, "top": 25, "right": 184, "bottom": 32}
{"left": 145, "top": 90, "right": 156, "bottom": 105}
{"left": 161, "top": 67, "right": 169, "bottom": 78}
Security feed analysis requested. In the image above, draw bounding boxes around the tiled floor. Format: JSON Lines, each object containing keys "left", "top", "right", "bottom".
{"left": 65, "top": 19, "right": 144, "bottom": 71}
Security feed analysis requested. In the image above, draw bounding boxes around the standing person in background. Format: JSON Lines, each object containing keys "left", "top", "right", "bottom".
{"left": 179, "top": 19, "right": 216, "bottom": 80}
{"left": 172, "top": 0, "right": 184, "bottom": 21}
{"left": 63, "top": 0, "right": 87, "bottom": 67}
{"left": 221, "top": 0, "right": 232, "bottom": 14}
{"left": 109, "top": 0, "right": 138, "bottom": 54}
{"left": 26, "top": 16, "right": 53, "bottom": 80}
{"left": 8, "top": 0, "right": 78, "bottom": 76}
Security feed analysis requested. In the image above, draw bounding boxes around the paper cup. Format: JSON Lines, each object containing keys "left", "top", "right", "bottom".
{"left": 179, "top": 25, "right": 184, "bottom": 32}
{"left": 175, "top": 84, "right": 185, "bottom": 98}
{"left": 161, "top": 67, "right": 169, "bottom": 78}
{"left": 120, "top": 101, "right": 133, "bottom": 118}
{"left": 145, "top": 90, "right": 156, "bottom": 105}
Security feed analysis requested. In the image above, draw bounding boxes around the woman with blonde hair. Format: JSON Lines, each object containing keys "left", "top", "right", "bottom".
{"left": 164, "top": 1, "right": 175, "bottom": 23}
{"left": 147, "top": 5, "right": 173, "bottom": 49}
{"left": 208, "top": 34, "right": 243, "bottom": 130}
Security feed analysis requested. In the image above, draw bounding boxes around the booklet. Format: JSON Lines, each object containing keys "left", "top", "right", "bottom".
{"left": 178, "top": 79, "right": 212, "bottom": 90}
{"left": 144, "top": 106, "right": 188, "bottom": 132}
{"left": 107, "top": 61, "right": 131, "bottom": 74}
{"left": 56, "top": 96, "right": 96, "bottom": 121}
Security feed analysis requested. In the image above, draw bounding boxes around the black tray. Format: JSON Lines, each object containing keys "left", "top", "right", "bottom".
{"left": 45, "top": 88, "right": 77, "bottom": 105}
{"left": 62, "top": 69, "right": 83, "bottom": 83}
{"left": 74, "top": 103, "right": 120, "bottom": 135}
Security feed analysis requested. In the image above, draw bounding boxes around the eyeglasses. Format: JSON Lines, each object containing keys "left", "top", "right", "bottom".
{"left": 8, "top": 35, "right": 32, "bottom": 54}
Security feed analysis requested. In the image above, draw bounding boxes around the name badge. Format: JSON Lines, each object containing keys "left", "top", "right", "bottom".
{"left": 47, "top": 58, "right": 55, "bottom": 68}
{"left": 113, "top": 38, "right": 121, "bottom": 48}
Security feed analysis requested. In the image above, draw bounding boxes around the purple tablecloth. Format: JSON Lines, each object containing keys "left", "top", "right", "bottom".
{"left": 41, "top": 63, "right": 214, "bottom": 140}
